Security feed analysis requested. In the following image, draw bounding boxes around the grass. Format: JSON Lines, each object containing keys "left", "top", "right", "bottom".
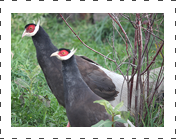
{"left": 11, "top": 13, "right": 164, "bottom": 127}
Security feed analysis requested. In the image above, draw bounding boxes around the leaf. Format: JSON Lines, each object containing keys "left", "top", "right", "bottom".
{"left": 91, "top": 119, "right": 113, "bottom": 127}
{"left": 114, "top": 116, "right": 127, "bottom": 124}
{"left": 14, "top": 78, "right": 30, "bottom": 89}
{"left": 20, "top": 65, "right": 41, "bottom": 80}
{"left": 37, "top": 95, "right": 51, "bottom": 107}
{"left": 103, "top": 119, "right": 114, "bottom": 127}
{"left": 114, "top": 111, "right": 121, "bottom": 115}
{"left": 114, "top": 101, "right": 124, "bottom": 112}
{"left": 19, "top": 92, "right": 27, "bottom": 106}
{"left": 94, "top": 100, "right": 114, "bottom": 115}
{"left": 43, "top": 110, "right": 47, "bottom": 124}
{"left": 91, "top": 120, "right": 104, "bottom": 127}
{"left": 30, "top": 65, "right": 41, "bottom": 79}
{"left": 120, "top": 111, "right": 130, "bottom": 122}
{"left": 20, "top": 67, "right": 31, "bottom": 80}
{"left": 32, "top": 77, "right": 39, "bottom": 84}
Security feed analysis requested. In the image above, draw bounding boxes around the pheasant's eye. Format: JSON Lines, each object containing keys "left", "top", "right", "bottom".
{"left": 58, "top": 50, "right": 69, "bottom": 56}
{"left": 26, "top": 25, "right": 35, "bottom": 33}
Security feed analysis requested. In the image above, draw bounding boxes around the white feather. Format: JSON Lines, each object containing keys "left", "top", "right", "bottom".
{"left": 22, "top": 20, "right": 40, "bottom": 37}
{"left": 94, "top": 64, "right": 164, "bottom": 114}
{"left": 50, "top": 48, "right": 77, "bottom": 60}
{"left": 90, "top": 63, "right": 164, "bottom": 127}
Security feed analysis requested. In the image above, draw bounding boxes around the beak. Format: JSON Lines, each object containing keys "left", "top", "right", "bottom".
{"left": 50, "top": 51, "right": 59, "bottom": 57}
{"left": 50, "top": 48, "right": 77, "bottom": 61}
{"left": 22, "top": 29, "right": 26, "bottom": 38}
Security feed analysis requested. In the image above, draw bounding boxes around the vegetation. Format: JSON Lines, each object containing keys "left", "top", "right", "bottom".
{"left": 92, "top": 101, "right": 129, "bottom": 127}
{"left": 11, "top": 13, "right": 164, "bottom": 127}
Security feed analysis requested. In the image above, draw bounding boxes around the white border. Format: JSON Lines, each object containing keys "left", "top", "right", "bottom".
{"left": 0, "top": 0, "right": 173, "bottom": 139}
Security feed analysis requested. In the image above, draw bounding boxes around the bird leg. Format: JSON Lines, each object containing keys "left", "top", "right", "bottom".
{"left": 66, "top": 122, "right": 70, "bottom": 127}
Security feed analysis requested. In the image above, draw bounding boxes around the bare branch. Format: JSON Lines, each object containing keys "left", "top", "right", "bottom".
{"left": 120, "top": 13, "right": 137, "bottom": 29}
{"left": 59, "top": 14, "right": 115, "bottom": 62}
{"left": 108, "top": 13, "right": 133, "bottom": 57}
{"left": 141, "top": 41, "right": 164, "bottom": 75}
{"left": 140, "top": 26, "right": 164, "bottom": 42}
{"left": 59, "top": 13, "right": 127, "bottom": 80}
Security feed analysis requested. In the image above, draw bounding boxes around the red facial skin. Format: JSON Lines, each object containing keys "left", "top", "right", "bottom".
{"left": 26, "top": 25, "right": 35, "bottom": 33}
{"left": 58, "top": 50, "right": 69, "bottom": 56}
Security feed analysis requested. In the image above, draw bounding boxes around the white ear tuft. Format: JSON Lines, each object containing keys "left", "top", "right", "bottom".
{"left": 22, "top": 20, "right": 40, "bottom": 38}
{"left": 50, "top": 48, "right": 77, "bottom": 61}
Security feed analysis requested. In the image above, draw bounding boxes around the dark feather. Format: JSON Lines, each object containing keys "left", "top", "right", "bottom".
{"left": 30, "top": 25, "right": 118, "bottom": 107}
{"left": 62, "top": 55, "right": 124, "bottom": 127}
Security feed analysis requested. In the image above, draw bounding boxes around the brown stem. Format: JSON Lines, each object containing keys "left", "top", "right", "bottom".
{"left": 119, "top": 13, "right": 137, "bottom": 29}
{"left": 112, "top": 115, "right": 114, "bottom": 127}
{"left": 59, "top": 14, "right": 115, "bottom": 63}
{"left": 108, "top": 13, "right": 133, "bottom": 57}
{"left": 140, "top": 41, "right": 164, "bottom": 75}
{"left": 129, "top": 29, "right": 137, "bottom": 112}
{"left": 59, "top": 13, "right": 127, "bottom": 80}
{"left": 135, "top": 13, "right": 143, "bottom": 126}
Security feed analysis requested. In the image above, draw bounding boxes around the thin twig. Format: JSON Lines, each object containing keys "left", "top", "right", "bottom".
{"left": 129, "top": 28, "right": 137, "bottom": 111}
{"left": 112, "top": 20, "right": 115, "bottom": 60}
{"left": 59, "top": 14, "right": 115, "bottom": 62}
{"left": 108, "top": 13, "right": 132, "bottom": 57}
{"left": 141, "top": 41, "right": 164, "bottom": 75}
{"left": 140, "top": 26, "right": 164, "bottom": 42}
{"left": 150, "top": 13, "right": 157, "bottom": 27}
{"left": 112, "top": 21, "right": 126, "bottom": 45}
{"left": 118, "top": 62, "right": 137, "bottom": 68}
{"left": 119, "top": 13, "right": 137, "bottom": 29}
{"left": 143, "top": 75, "right": 164, "bottom": 121}
{"left": 59, "top": 13, "right": 127, "bottom": 80}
